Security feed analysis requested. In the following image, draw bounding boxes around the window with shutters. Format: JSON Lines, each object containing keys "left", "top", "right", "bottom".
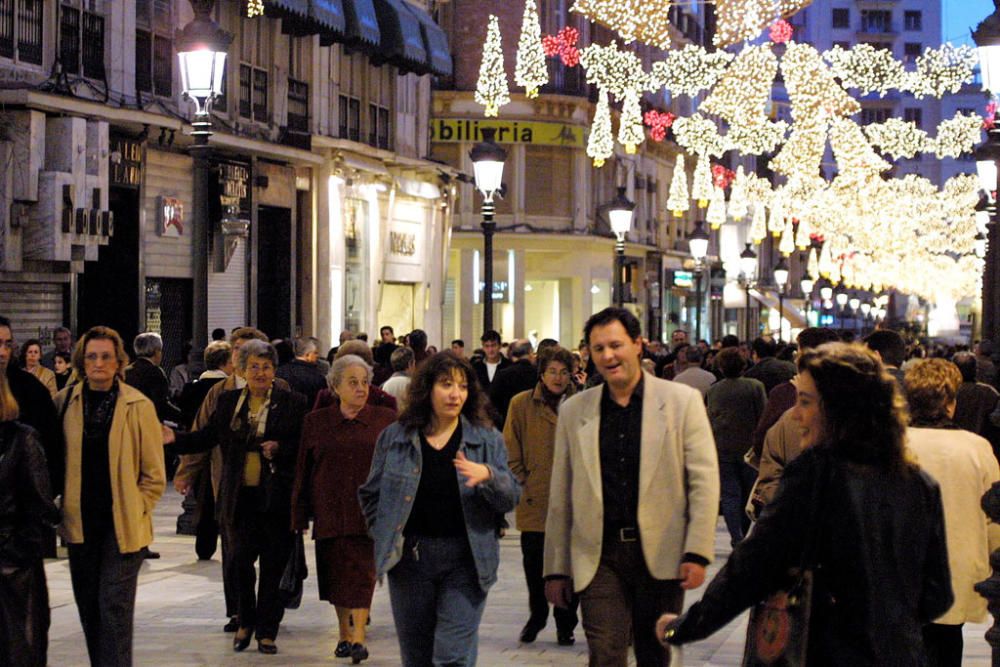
{"left": 0, "top": 0, "right": 43, "bottom": 65}
{"left": 332, "top": 46, "right": 394, "bottom": 148}
{"left": 135, "top": 0, "right": 173, "bottom": 97}
{"left": 239, "top": 16, "right": 271, "bottom": 123}
{"left": 524, "top": 146, "right": 572, "bottom": 218}
{"left": 59, "top": 1, "right": 105, "bottom": 78}
{"left": 286, "top": 36, "right": 309, "bottom": 132}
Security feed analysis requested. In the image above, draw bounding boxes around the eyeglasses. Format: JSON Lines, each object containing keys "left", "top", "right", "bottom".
{"left": 543, "top": 369, "right": 571, "bottom": 378}
{"left": 84, "top": 352, "right": 116, "bottom": 363}
{"left": 247, "top": 363, "right": 275, "bottom": 373}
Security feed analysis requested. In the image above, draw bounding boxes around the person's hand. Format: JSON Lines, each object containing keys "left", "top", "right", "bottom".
{"left": 161, "top": 424, "right": 176, "bottom": 445}
{"left": 655, "top": 613, "right": 679, "bottom": 647}
{"left": 544, "top": 578, "right": 574, "bottom": 608}
{"left": 453, "top": 451, "right": 491, "bottom": 487}
{"left": 173, "top": 478, "right": 190, "bottom": 495}
{"left": 260, "top": 440, "right": 280, "bottom": 460}
{"left": 679, "top": 563, "right": 706, "bottom": 590}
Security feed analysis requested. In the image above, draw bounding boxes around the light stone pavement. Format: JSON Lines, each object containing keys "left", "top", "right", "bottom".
{"left": 45, "top": 488, "right": 992, "bottom": 666}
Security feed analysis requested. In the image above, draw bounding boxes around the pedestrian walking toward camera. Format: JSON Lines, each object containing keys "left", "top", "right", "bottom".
{"left": 360, "top": 352, "right": 520, "bottom": 666}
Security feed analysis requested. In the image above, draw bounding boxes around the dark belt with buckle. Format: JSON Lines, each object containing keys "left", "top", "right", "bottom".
{"left": 605, "top": 526, "right": 638, "bottom": 543}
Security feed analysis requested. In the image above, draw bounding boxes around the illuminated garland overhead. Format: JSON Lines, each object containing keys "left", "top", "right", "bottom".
{"left": 713, "top": 0, "right": 812, "bottom": 48}
{"left": 649, "top": 46, "right": 734, "bottom": 98}
{"left": 247, "top": 0, "right": 264, "bottom": 17}
{"left": 580, "top": 43, "right": 648, "bottom": 98}
{"left": 930, "top": 112, "right": 985, "bottom": 159}
{"left": 700, "top": 45, "right": 778, "bottom": 124}
{"left": 728, "top": 166, "right": 749, "bottom": 221}
{"left": 672, "top": 114, "right": 728, "bottom": 157}
{"left": 667, "top": 154, "right": 690, "bottom": 217}
{"left": 692, "top": 156, "right": 713, "bottom": 207}
{"left": 727, "top": 120, "right": 789, "bottom": 155}
{"left": 587, "top": 90, "right": 613, "bottom": 167}
{"left": 781, "top": 42, "right": 861, "bottom": 126}
{"left": 618, "top": 88, "right": 645, "bottom": 154}
{"left": 707, "top": 186, "right": 728, "bottom": 229}
{"left": 475, "top": 16, "right": 510, "bottom": 117}
{"left": 771, "top": 121, "right": 828, "bottom": 179}
{"left": 515, "top": 0, "right": 548, "bottom": 98}
{"left": 908, "top": 44, "right": 980, "bottom": 99}
{"left": 823, "top": 44, "right": 907, "bottom": 97}
{"left": 570, "top": 0, "right": 674, "bottom": 49}
{"left": 863, "top": 118, "right": 929, "bottom": 160}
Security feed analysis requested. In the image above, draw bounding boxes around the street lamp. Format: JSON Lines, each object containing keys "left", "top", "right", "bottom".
{"left": 860, "top": 301, "right": 872, "bottom": 334}
{"left": 469, "top": 127, "right": 507, "bottom": 334}
{"left": 800, "top": 276, "right": 814, "bottom": 324}
{"left": 740, "top": 242, "right": 758, "bottom": 342}
{"left": 689, "top": 220, "right": 710, "bottom": 340}
{"left": 773, "top": 257, "right": 789, "bottom": 342}
{"left": 849, "top": 297, "right": 861, "bottom": 332}
{"left": 178, "top": 0, "right": 231, "bottom": 346}
{"left": 836, "top": 291, "right": 849, "bottom": 330}
{"left": 608, "top": 186, "right": 635, "bottom": 308}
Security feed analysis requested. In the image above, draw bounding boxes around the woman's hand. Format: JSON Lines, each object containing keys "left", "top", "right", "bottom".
{"left": 260, "top": 440, "right": 280, "bottom": 460}
{"left": 453, "top": 450, "right": 492, "bottom": 487}
{"left": 655, "top": 613, "right": 679, "bottom": 647}
{"left": 161, "top": 424, "right": 176, "bottom": 445}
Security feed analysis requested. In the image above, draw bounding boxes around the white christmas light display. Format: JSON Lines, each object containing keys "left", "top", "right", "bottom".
{"left": 667, "top": 154, "right": 690, "bottom": 218}
{"left": 707, "top": 186, "right": 728, "bottom": 229}
{"left": 782, "top": 42, "right": 861, "bottom": 126}
{"left": 750, "top": 204, "right": 767, "bottom": 244}
{"left": 618, "top": 88, "right": 645, "bottom": 154}
{"left": 580, "top": 43, "right": 648, "bottom": 98}
{"left": 729, "top": 166, "right": 749, "bottom": 221}
{"left": 768, "top": 195, "right": 787, "bottom": 237}
{"left": 247, "top": 0, "right": 264, "bottom": 17}
{"left": 570, "top": 0, "right": 674, "bottom": 49}
{"left": 795, "top": 218, "right": 812, "bottom": 249}
{"left": 779, "top": 224, "right": 795, "bottom": 256}
{"left": 515, "top": 0, "right": 548, "bottom": 98}
{"left": 908, "top": 44, "right": 979, "bottom": 99}
{"left": 692, "top": 156, "right": 714, "bottom": 207}
{"left": 823, "top": 44, "right": 907, "bottom": 97}
{"left": 863, "top": 118, "right": 929, "bottom": 160}
{"left": 475, "top": 16, "right": 510, "bottom": 117}
{"left": 930, "top": 112, "right": 984, "bottom": 159}
{"left": 587, "top": 90, "right": 614, "bottom": 167}
{"left": 713, "top": 0, "right": 812, "bottom": 47}
{"left": 672, "top": 114, "right": 728, "bottom": 157}
{"left": 701, "top": 45, "right": 778, "bottom": 124}
{"left": 649, "top": 46, "right": 734, "bottom": 97}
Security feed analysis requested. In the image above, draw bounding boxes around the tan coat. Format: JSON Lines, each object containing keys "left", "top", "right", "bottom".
{"left": 29, "top": 365, "right": 57, "bottom": 398}
{"left": 57, "top": 382, "right": 166, "bottom": 553}
{"left": 543, "top": 373, "right": 720, "bottom": 590}
{"left": 747, "top": 409, "right": 803, "bottom": 520}
{"left": 503, "top": 384, "right": 567, "bottom": 533}
{"left": 906, "top": 427, "right": 1000, "bottom": 625}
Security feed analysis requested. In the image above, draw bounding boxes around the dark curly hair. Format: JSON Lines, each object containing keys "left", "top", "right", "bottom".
{"left": 797, "top": 342, "right": 909, "bottom": 471}
{"left": 399, "top": 351, "right": 490, "bottom": 430}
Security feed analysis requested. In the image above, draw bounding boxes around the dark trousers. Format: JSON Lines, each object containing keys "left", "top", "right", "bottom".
{"left": 224, "top": 490, "right": 293, "bottom": 641}
{"left": 0, "top": 559, "right": 50, "bottom": 667}
{"left": 388, "top": 535, "right": 488, "bottom": 667}
{"left": 520, "top": 531, "right": 579, "bottom": 634}
{"left": 68, "top": 528, "right": 144, "bottom": 667}
{"left": 719, "top": 459, "right": 756, "bottom": 545}
{"left": 194, "top": 482, "right": 238, "bottom": 619}
{"left": 923, "top": 623, "right": 964, "bottom": 667}
{"left": 579, "top": 537, "right": 684, "bottom": 667}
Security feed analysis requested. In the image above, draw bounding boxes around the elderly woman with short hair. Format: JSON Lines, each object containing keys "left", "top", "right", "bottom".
{"left": 165, "top": 339, "right": 307, "bottom": 655}
{"left": 291, "top": 354, "right": 396, "bottom": 663}
{"left": 904, "top": 358, "right": 1000, "bottom": 666}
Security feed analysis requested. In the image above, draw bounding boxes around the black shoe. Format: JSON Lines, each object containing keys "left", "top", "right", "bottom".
{"left": 557, "top": 632, "right": 575, "bottom": 646}
{"left": 142, "top": 548, "right": 161, "bottom": 559}
{"left": 350, "top": 643, "right": 368, "bottom": 664}
{"left": 335, "top": 640, "right": 352, "bottom": 658}
{"left": 223, "top": 617, "right": 239, "bottom": 633}
{"left": 257, "top": 639, "right": 277, "bottom": 654}
{"left": 233, "top": 628, "right": 252, "bottom": 652}
{"left": 519, "top": 620, "right": 545, "bottom": 644}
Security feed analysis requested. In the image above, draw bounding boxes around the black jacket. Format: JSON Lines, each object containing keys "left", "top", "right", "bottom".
{"left": 173, "top": 386, "right": 307, "bottom": 525}
{"left": 7, "top": 365, "right": 62, "bottom": 495}
{"left": 472, "top": 355, "right": 512, "bottom": 392}
{"left": 742, "top": 357, "right": 797, "bottom": 395}
{"left": 667, "top": 447, "right": 953, "bottom": 666}
{"left": 0, "top": 422, "right": 59, "bottom": 565}
{"left": 488, "top": 359, "right": 537, "bottom": 429}
{"left": 275, "top": 359, "right": 327, "bottom": 408}
{"left": 124, "top": 357, "right": 182, "bottom": 424}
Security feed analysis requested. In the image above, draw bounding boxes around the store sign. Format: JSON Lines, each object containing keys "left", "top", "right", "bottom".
{"left": 390, "top": 231, "right": 416, "bottom": 256}
{"left": 158, "top": 196, "right": 184, "bottom": 237}
{"left": 672, "top": 270, "right": 694, "bottom": 288}
{"left": 478, "top": 280, "right": 509, "bottom": 303}
{"left": 431, "top": 118, "right": 585, "bottom": 148}
{"left": 110, "top": 138, "right": 142, "bottom": 187}
{"left": 219, "top": 163, "right": 249, "bottom": 210}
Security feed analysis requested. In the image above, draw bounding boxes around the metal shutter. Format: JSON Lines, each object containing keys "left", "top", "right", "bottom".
{"left": 0, "top": 281, "right": 66, "bottom": 348}
{"left": 208, "top": 237, "right": 247, "bottom": 334}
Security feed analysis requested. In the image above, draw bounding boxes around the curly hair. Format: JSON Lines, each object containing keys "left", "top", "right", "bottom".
{"left": 17, "top": 338, "right": 42, "bottom": 368}
{"left": 399, "top": 351, "right": 490, "bottom": 430}
{"left": 904, "top": 358, "right": 962, "bottom": 425}
{"left": 797, "top": 342, "right": 908, "bottom": 471}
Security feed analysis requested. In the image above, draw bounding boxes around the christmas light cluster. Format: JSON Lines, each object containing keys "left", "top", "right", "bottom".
{"left": 649, "top": 45, "right": 734, "bottom": 97}
{"left": 570, "top": 0, "right": 674, "bottom": 49}
{"left": 475, "top": 16, "right": 510, "bottom": 117}
{"left": 700, "top": 45, "right": 778, "bottom": 125}
{"left": 713, "top": 0, "right": 812, "bottom": 47}
{"left": 514, "top": 0, "right": 548, "bottom": 98}
{"left": 823, "top": 43, "right": 978, "bottom": 99}
{"left": 579, "top": 43, "right": 648, "bottom": 98}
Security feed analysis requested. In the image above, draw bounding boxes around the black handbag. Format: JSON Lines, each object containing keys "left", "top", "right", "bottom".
{"left": 742, "top": 466, "right": 829, "bottom": 667}
{"left": 279, "top": 533, "right": 307, "bottom": 609}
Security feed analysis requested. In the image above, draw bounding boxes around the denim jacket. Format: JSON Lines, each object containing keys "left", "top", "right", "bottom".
{"left": 358, "top": 416, "right": 520, "bottom": 592}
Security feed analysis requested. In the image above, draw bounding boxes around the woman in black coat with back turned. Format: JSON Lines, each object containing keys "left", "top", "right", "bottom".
{"left": 658, "top": 342, "right": 954, "bottom": 666}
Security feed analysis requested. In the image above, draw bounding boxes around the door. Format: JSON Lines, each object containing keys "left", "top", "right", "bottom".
{"left": 256, "top": 205, "right": 292, "bottom": 340}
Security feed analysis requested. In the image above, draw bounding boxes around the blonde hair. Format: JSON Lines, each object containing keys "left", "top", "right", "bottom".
{"left": 0, "top": 369, "right": 20, "bottom": 421}
{"left": 72, "top": 326, "right": 129, "bottom": 379}
{"left": 904, "top": 358, "right": 962, "bottom": 424}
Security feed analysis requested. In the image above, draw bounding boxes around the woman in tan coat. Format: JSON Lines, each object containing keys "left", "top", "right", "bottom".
{"left": 19, "top": 339, "right": 57, "bottom": 398}
{"left": 503, "top": 345, "right": 578, "bottom": 646}
{"left": 904, "top": 358, "right": 1000, "bottom": 667}
{"left": 57, "top": 326, "right": 166, "bottom": 666}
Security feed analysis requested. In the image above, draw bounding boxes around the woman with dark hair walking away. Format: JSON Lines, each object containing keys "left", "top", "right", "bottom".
{"left": 658, "top": 342, "right": 954, "bottom": 666}
{"left": 360, "top": 351, "right": 520, "bottom": 666}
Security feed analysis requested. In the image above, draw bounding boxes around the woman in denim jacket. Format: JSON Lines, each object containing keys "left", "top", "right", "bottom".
{"left": 359, "top": 351, "right": 520, "bottom": 666}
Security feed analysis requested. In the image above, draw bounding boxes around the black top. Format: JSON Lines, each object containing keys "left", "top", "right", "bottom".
{"left": 599, "top": 375, "right": 644, "bottom": 529}
{"left": 405, "top": 424, "right": 466, "bottom": 538}
{"left": 81, "top": 384, "right": 116, "bottom": 539}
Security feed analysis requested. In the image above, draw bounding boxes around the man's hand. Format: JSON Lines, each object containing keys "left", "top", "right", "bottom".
{"left": 679, "top": 563, "right": 706, "bottom": 590}
{"left": 161, "top": 424, "right": 176, "bottom": 445}
{"left": 454, "top": 451, "right": 491, "bottom": 487}
{"left": 544, "top": 578, "right": 574, "bottom": 608}
{"left": 173, "top": 478, "right": 190, "bottom": 495}
{"left": 260, "top": 440, "right": 280, "bottom": 460}
{"left": 655, "top": 613, "right": 679, "bottom": 647}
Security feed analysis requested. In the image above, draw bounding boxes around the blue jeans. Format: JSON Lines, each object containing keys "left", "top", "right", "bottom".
{"left": 388, "top": 535, "right": 488, "bottom": 666}
{"left": 719, "top": 459, "right": 756, "bottom": 544}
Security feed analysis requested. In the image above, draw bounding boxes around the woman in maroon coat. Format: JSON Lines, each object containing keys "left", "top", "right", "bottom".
{"left": 291, "top": 354, "right": 396, "bottom": 664}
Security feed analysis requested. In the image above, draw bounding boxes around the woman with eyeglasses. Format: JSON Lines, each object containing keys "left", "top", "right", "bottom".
{"left": 164, "top": 339, "right": 307, "bottom": 655}
{"left": 503, "top": 346, "right": 580, "bottom": 646}
{"left": 56, "top": 326, "right": 166, "bottom": 666}
{"left": 291, "top": 354, "right": 396, "bottom": 664}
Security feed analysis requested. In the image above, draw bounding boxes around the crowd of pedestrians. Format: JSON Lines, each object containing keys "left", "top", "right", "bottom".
{"left": 2, "top": 308, "right": 1000, "bottom": 666}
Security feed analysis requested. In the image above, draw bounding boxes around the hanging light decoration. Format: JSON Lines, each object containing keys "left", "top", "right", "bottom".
{"left": 667, "top": 154, "right": 691, "bottom": 218}
{"left": 706, "top": 186, "right": 728, "bottom": 229}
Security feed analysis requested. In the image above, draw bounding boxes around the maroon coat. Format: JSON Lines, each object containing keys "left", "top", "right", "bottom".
{"left": 312, "top": 385, "right": 398, "bottom": 412}
{"left": 291, "top": 403, "right": 397, "bottom": 538}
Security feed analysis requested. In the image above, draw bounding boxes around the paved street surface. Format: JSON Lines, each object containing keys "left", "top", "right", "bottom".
{"left": 46, "top": 488, "right": 992, "bottom": 666}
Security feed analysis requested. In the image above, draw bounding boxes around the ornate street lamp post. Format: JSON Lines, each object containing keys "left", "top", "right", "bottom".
{"left": 608, "top": 187, "right": 636, "bottom": 308}
{"left": 773, "top": 257, "right": 789, "bottom": 342}
{"left": 689, "top": 220, "right": 710, "bottom": 341}
{"left": 739, "top": 243, "right": 758, "bottom": 342}
{"left": 469, "top": 128, "right": 507, "bottom": 334}
{"left": 800, "top": 276, "right": 814, "bottom": 325}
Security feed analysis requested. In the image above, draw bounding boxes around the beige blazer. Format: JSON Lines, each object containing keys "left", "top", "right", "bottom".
{"left": 543, "top": 373, "right": 720, "bottom": 591}
{"left": 906, "top": 427, "right": 1000, "bottom": 625}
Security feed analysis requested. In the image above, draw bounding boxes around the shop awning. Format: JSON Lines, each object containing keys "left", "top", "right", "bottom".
{"left": 266, "top": 0, "right": 309, "bottom": 19}
{"left": 373, "top": 0, "right": 428, "bottom": 73}
{"left": 401, "top": 3, "right": 452, "bottom": 77}
{"left": 310, "top": 0, "right": 347, "bottom": 43}
{"left": 343, "top": 0, "right": 381, "bottom": 49}
{"left": 266, "top": 0, "right": 347, "bottom": 42}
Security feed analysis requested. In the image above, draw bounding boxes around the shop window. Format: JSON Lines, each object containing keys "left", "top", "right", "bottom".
{"left": 135, "top": 0, "right": 173, "bottom": 97}
{"left": 0, "top": 0, "right": 42, "bottom": 65}
{"left": 524, "top": 146, "right": 571, "bottom": 218}
{"left": 60, "top": 2, "right": 105, "bottom": 78}
{"left": 239, "top": 63, "right": 268, "bottom": 122}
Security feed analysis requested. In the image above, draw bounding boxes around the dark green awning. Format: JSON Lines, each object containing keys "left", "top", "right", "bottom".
{"left": 373, "top": 0, "right": 428, "bottom": 73}
{"left": 310, "top": 0, "right": 347, "bottom": 44}
{"left": 267, "top": 0, "right": 346, "bottom": 43}
{"left": 402, "top": 3, "right": 452, "bottom": 77}
{"left": 344, "top": 0, "right": 381, "bottom": 48}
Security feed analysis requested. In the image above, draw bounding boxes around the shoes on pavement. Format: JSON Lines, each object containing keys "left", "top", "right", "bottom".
{"left": 142, "top": 548, "right": 161, "bottom": 559}
{"left": 257, "top": 638, "right": 278, "bottom": 655}
{"left": 519, "top": 620, "right": 545, "bottom": 644}
{"left": 557, "top": 632, "right": 576, "bottom": 646}
{"left": 233, "top": 628, "right": 252, "bottom": 652}
{"left": 223, "top": 617, "right": 239, "bottom": 633}
{"left": 335, "top": 640, "right": 352, "bottom": 658}
{"left": 350, "top": 643, "right": 369, "bottom": 664}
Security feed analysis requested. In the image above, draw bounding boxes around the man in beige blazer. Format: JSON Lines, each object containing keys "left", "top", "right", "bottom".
{"left": 544, "top": 308, "right": 720, "bottom": 667}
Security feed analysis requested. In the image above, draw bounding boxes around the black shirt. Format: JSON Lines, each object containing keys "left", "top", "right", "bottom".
{"left": 405, "top": 424, "right": 466, "bottom": 538}
{"left": 81, "top": 384, "right": 116, "bottom": 539}
{"left": 599, "top": 375, "right": 644, "bottom": 529}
